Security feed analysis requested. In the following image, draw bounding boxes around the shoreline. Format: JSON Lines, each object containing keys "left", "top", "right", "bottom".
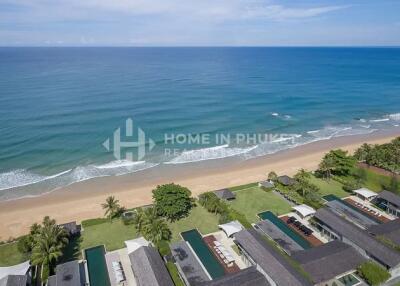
{"left": 0, "top": 128, "right": 399, "bottom": 239}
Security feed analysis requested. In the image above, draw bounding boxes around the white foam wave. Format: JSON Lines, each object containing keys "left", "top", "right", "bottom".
{"left": 389, "top": 113, "right": 400, "bottom": 121}
{"left": 0, "top": 160, "right": 158, "bottom": 192}
{"left": 165, "top": 144, "right": 257, "bottom": 164}
{"left": 370, "top": 118, "right": 390, "bottom": 122}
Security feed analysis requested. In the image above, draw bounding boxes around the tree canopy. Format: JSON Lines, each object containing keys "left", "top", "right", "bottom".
{"left": 354, "top": 137, "right": 400, "bottom": 173}
{"left": 132, "top": 207, "right": 171, "bottom": 244}
{"left": 152, "top": 183, "right": 194, "bottom": 221}
{"left": 318, "top": 149, "right": 356, "bottom": 178}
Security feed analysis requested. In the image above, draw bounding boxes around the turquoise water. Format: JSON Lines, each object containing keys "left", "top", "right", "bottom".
{"left": 181, "top": 229, "right": 225, "bottom": 279}
{"left": 1, "top": 47, "right": 400, "bottom": 200}
{"left": 258, "top": 211, "right": 311, "bottom": 249}
{"left": 84, "top": 245, "right": 111, "bottom": 286}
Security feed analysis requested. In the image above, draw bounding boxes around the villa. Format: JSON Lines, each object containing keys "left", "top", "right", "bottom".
{"left": 47, "top": 260, "right": 86, "bottom": 286}
{"left": 367, "top": 219, "right": 400, "bottom": 247}
{"left": 314, "top": 207, "right": 400, "bottom": 275}
{"left": 375, "top": 190, "right": 400, "bottom": 217}
{"left": 213, "top": 189, "right": 236, "bottom": 201}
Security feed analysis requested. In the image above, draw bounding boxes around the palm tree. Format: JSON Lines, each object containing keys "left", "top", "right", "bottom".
{"left": 30, "top": 217, "right": 68, "bottom": 282}
{"left": 132, "top": 208, "right": 145, "bottom": 233}
{"left": 319, "top": 154, "right": 335, "bottom": 180}
{"left": 142, "top": 217, "right": 171, "bottom": 245}
{"left": 102, "top": 196, "right": 121, "bottom": 220}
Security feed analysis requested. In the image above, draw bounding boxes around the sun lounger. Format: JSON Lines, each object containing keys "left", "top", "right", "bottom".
{"left": 214, "top": 241, "right": 222, "bottom": 246}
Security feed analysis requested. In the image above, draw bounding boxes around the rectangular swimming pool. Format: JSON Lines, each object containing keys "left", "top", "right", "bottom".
{"left": 84, "top": 245, "right": 111, "bottom": 286}
{"left": 181, "top": 229, "right": 225, "bottom": 279}
{"left": 258, "top": 211, "right": 311, "bottom": 249}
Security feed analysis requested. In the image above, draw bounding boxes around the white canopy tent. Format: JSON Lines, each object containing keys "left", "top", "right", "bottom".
{"left": 353, "top": 188, "right": 377, "bottom": 201}
{"left": 218, "top": 220, "right": 243, "bottom": 237}
{"left": 292, "top": 204, "right": 316, "bottom": 219}
{"left": 0, "top": 260, "right": 30, "bottom": 280}
{"left": 125, "top": 237, "right": 150, "bottom": 254}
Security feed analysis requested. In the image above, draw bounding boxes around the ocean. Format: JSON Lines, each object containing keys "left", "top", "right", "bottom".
{"left": 0, "top": 47, "right": 400, "bottom": 200}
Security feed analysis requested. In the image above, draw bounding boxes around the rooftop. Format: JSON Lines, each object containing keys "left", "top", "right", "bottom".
{"left": 200, "top": 266, "right": 269, "bottom": 286}
{"left": 368, "top": 219, "right": 400, "bottom": 246}
{"left": 0, "top": 275, "right": 27, "bottom": 286}
{"left": 129, "top": 246, "right": 174, "bottom": 286}
{"left": 353, "top": 188, "right": 377, "bottom": 199}
{"left": 292, "top": 204, "right": 316, "bottom": 218}
{"left": 213, "top": 189, "right": 236, "bottom": 200}
{"left": 277, "top": 175, "right": 296, "bottom": 186}
{"left": 171, "top": 241, "right": 210, "bottom": 286}
{"left": 314, "top": 207, "right": 400, "bottom": 269}
{"left": 218, "top": 221, "right": 243, "bottom": 238}
{"left": 48, "top": 260, "right": 84, "bottom": 286}
{"left": 377, "top": 190, "right": 400, "bottom": 207}
{"left": 292, "top": 240, "right": 366, "bottom": 284}
{"left": 234, "top": 229, "right": 311, "bottom": 286}
{"left": 258, "top": 180, "right": 274, "bottom": 188}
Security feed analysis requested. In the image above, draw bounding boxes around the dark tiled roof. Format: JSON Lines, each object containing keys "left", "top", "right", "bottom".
{"left": 368, "top": 219, "right": 400, "bottom": 246}
{"left": 377, "top": 191, "right": 400, "bottom": 207}
{"left": 129, "top": 246, "right": 174, "bottom": 286}
{"left": 213, "top": 189, "right": 236, "bottom": 200}
{"left": 314, "top": 208, "right": 400, "bottom": 268}
{"left": 201, "top": 267, "right": 269, "bottom": 286}
{"left": 55, "top": 260, "right": 84, "bottom": 286}
{"left": 171, "top": 241, "right": 210, "bottom": 286}
{"left": 234, "top": 229, "right": 311, "bottom": 286}
{"left": 292, "top": 241, "right": 366, "bottom": 283}
{"left": 277, "top": 175, "right": 296, "bottom": 186}
{"left": 0, "top": 275, "right": 27, "bottom": 286}
{"left": 59, "top": 222, "right": 80, "bottom": 235}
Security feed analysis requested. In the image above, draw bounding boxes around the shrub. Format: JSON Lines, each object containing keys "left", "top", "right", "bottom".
{"left": 357, "top": 261, "right": 390, "bottom": 286}
{"left": 157, "top": 240, "right": 171, "bottom": 257}
{"left": 166, "top": 261, "right": 185, "bottom": 286}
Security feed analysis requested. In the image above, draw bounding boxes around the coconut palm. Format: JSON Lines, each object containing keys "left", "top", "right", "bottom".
{"left": 102, "top": 196, "right": 121, "bottom": 220}
{"left": 142, "top": 217, "right": 171, "bottom": 245}
{"left": 30, "top": 217, "right": 68, "bottom": 282}
{"left": 267, "top": 171, "right": 278, "bottom": 182}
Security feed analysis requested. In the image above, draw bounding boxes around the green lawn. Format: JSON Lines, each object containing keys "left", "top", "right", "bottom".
{"left": 309, "top": 176, "right": 349, "bottom": 198}
{"left": 361, "top": 168, "right": 397, "bottom": 192}
{"left": 168, "top": 204, "right": 220, "bottom": 242}
{"left": 0, "top": 242, "right": 27, "bottom": 266}
{"left": 81, "top": 219, "right": 138, "bottom": 252}
{"left": 229, "top": 186, "right": 292, "bottom": 223}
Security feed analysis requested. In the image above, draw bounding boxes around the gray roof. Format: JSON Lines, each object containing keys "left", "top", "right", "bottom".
{"left": 259, "top": 181, "right": 274, "bottom": 188}
{"left": 368, "top": 219, "right": 400, "bottom": 246}
{"left": 54, "top": 260, "right": 84, "bottom": 286}
{"left": 213, "top": 189, "right": 236, "bottom": 200}
{"left": 171, "top": 241, "right": 210, "bottom": 286}
{"left": 314, "top": 208, "right": 400, "bottom": 268}
{"left": 255, "top": 220, "right": 303, "bottom": 254}
{"left": 326, "top": 200, "right": 378, "bottom": 228}
{"left": 277, "top": 175, "right": 296, "bottom": 186}
{"left": 377, "top": 191, "right": 400, "bottom": 207}
{"left": 47, "top": 275, "right": 56, "bottom": 286}
{"left": 0, "top": 275, "right": 27, "bottom": 286}
{"left": 59, "top": 222, "right": 80, "bottom": 235}
{"left": 292, "top": 241, "right": 366, "bottom": 284}
{"left": 201, "top": 267, "right": 269, "bottom": 286}
{"left": 234, "top": 229, "right": 311, "bottom": 286}
{"left": 129, "top": 246, "right": 174, "bottom": 286}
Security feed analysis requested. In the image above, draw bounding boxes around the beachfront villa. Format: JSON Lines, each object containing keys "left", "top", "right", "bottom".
{"left": 314, "top": 207, "right": 400, "bottom": 275}
{"left": 375, "top": 190, "right": 400, "bottom": 217}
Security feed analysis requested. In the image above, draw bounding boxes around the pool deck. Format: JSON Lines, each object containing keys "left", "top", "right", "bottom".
{"left": 280, "top": 215, "right": 323, "bottom": 247}
{"left": 344, "top": 197, "right": 391, "bottom": 223}
{"left": 203, "top": 235, "right": 241, "bottom": 274}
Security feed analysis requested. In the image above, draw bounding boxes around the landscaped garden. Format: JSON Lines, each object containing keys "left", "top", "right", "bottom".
{"left": 0, "top": 241, "right": 27, "bottom": 266}
{"left": 229, "top": 186, "right": 292, "bottom": 223}
{"left": 308, "top": 175, "right": 348, "bottom": 198}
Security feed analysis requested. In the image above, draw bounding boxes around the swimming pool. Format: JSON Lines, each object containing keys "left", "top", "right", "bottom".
{"left": 258, "top": 211, "right": 311, "bottom": 249}
{"left": 181, "top": 229, "right": 225, "bottom": 279}
{"left": 84, "top": 245, "right": 111, "bottom": 286}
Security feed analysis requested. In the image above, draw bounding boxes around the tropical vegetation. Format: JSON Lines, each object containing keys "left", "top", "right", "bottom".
{"left": 102, "top": 196, "right": 124, "bottom": 220}
{"left": 354, "top": 137, "right": 400, "bottom": 173}
{"left": 357, "top": 261, "right": 390, "bottom": 286}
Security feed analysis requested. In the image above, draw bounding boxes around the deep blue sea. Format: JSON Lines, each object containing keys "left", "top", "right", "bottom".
{"left": 1, "top": 47, "right": 400, "bottom": 199}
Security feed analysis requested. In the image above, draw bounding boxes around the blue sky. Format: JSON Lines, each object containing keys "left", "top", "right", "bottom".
{"left": 1, "top": 0, "right": 399, "bottom": 46}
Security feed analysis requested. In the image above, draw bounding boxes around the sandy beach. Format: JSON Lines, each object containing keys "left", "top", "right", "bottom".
{"left": 0, "top": 129, "right": 399, "bottom": 239}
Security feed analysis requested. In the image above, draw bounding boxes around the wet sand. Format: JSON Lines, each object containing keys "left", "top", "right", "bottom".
{"left": 0, "top": 129, "right": 399, "bottom": 239}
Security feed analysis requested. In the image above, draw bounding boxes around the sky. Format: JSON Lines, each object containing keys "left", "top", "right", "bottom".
{"left": 0, "top": 0, "right": 399, "bottom": 46}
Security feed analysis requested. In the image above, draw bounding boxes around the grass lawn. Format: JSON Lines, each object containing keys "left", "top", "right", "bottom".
{"left": 361, "top": 168, "right": 397, "bottom": 192}
{"left": 229, "top": 186, "right": 292, "bottom": 223}
{"left": 80, "top": 219, "right": 137, "bottom": 252}
{"left": 0, "top": 242, "right": 27, "bottom": 266}
{"left": 309, "top": 175, "right": 349, "bottom": 198}
{"left": 168, "top": 204, "right": 220, "bottom": 242}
